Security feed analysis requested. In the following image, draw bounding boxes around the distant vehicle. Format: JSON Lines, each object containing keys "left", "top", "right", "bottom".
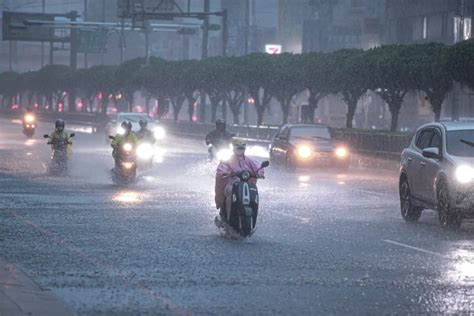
{"left": 105, "top": 112, "right": 165, "bottom": 141}
{"left": 399, "top": 122, "right": 474, "bottom": 229}
{"left": 269, "top": 124, "right": 350, "bottom": 170}
{"left": 22, "top": 113, "right": 36, "bottom": 138}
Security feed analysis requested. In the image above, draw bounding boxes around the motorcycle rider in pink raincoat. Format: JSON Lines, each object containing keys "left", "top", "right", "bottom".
{"left": 215, "top": 138, "right": 264, "bottom": 222}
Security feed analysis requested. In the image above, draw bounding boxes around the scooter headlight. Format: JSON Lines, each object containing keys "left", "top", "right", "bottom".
{"left": 24, "top": 114, "right": 35, "bottom": 123}
{"left": 117, "top": 126, "right": 126, "bottom": 135}
{"left": 216, "top": 148, "right": 232, "bottom": 162}
{"left": 137, "top": 143, "right": 154, "bottom": 160}
{"left": 335, "top": 146, "right": 349, "bottom": 158}
{"left": 455, "top": 165, "right": 474, "bottom": 184}
{"left": 297, "top": 145, "right": 312, "bottom": 159}
{"left": 122, "top": 162, "right": 134, "bottom": 169}
{"left": 154, "top": 127, "right": 166, "bottom": 140}
{"left": 123, "top": 143, "right": 133, "bottom": 152}
{"left": 242, "top": 171, "right": 251, "bottom": 181}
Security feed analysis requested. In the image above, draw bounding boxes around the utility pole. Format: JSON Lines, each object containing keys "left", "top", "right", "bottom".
{"left": 84, "top": 0, "right": 88, "bottom": 68}
{"left": 120, "top": 18, "right": 125, "bottom": 63}
{"left": 41, "top": 0, "right": 45, "bottom": 67}
{"left": 101, "top": 0, "right": 105, "bottom": 65}
{"left": 69, "top": 11, "right": 78, "bottom": 70}
{"left": 145, "top": 21, "right": 150, "bottom": 65}
{"left": 200, "top": 0, "right": 210, "bottom": 122}
{"left": 201, "top": 0, "right": 210, "bottom": 59}
{"left": 244, "top": 0, "right": 249, "bottom": 55}
{"left": 222, "top": 9, "right": 228, "bottom": 56}
{"left": 452, "top": 0, "right": 465, "bottom": 121}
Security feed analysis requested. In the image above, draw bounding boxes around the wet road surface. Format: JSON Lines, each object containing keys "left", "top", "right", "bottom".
{"left": 1, "top": 118, "right": 474, "bottom": 315}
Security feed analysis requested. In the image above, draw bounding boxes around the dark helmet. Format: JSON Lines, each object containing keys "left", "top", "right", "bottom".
{"left": 55, "top": 119, "right": 65, "bottom": 130}
{"left": 121, "top": 121, "right": 132, "bottom": 132}
{"left": 139, "top": 120, "right": 148, "bottom": 128}
{"left": 215, "top": 119, "right": 226, "bottom": 131}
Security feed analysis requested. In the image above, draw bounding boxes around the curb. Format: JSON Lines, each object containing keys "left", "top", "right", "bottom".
{"left": 0, "top": 258, "right": 76, "bottom": 316}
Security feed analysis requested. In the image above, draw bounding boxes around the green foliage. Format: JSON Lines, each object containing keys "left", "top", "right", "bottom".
{"left": 448, "top": 39, "right": 474, "bottom": 90}
{"left": 1, "top": 41, "right": 471, "bottom": 130}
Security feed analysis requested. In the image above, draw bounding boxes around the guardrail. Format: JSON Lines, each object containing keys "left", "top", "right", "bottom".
{"left": 0, "top": 110, "right": 413, "bottom": 158}
{"left": 159, "top": 120, "right": 278, "bottom": 142}
{"left": 0, "top": 110, "right": 107, "bottom": 130}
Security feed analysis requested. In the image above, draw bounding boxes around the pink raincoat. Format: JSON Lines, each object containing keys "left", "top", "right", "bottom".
{"left": 215, "top": 154, "right": 264, "bottom": 209}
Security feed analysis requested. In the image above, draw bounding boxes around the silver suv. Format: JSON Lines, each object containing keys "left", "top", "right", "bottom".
{"left": 399, "top": 122, "right": 474, "bottom": 229}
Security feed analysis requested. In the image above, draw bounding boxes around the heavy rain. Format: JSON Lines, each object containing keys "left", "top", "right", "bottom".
{"left": 0, "top": 0, "right": 474, "bottom": 315}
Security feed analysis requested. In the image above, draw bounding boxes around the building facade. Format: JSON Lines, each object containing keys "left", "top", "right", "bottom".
{"left": 385, "top": 0, "right": 474, "bottom": 45}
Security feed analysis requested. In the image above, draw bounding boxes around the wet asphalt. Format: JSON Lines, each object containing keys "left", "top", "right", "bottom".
{"left": 1, "top": 118, "right": 474, "bottom": 315}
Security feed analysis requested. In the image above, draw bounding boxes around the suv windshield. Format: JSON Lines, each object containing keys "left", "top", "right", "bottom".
{"left": 290, "top": 126, "right": 331, "bottom": 141}
{"left": 447, "top": 130, "right": 474, "bottom": 157}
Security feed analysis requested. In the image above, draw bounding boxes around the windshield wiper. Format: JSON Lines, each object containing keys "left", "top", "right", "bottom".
{"left": 460, "top": 139, "right": 474, "bottom": 147}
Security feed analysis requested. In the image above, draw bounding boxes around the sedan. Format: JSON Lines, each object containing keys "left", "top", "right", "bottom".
{"left": 105, "top": 112, "right": 166, "bottom": 140}
{"left": 269, "top": 124, "right": 350, "bottom": 169}
{"left": 399, "top": 122, "right": 474, "bottom": 229}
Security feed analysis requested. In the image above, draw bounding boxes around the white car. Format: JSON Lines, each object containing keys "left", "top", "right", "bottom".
{"left": 105, "top": 112, "right": 165, "bottom": 140}
{"left": 399, "top": 122, "right": 474, "bottom": 229}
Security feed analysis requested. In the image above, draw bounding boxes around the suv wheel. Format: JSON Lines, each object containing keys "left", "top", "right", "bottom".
{"left": 399, "top": 176, "right": 422, "bottom": 222}
{"left": 437, "top": 181, "right": 462, "bottom": 229}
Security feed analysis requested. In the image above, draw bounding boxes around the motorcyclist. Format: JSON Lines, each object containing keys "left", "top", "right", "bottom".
{"left": 111, "top": 121, "right": 139, "bottom": 159}
{"left": 215, "top": 137, "right": 264, "bottom": 222}
{"left": 48, "top": 119, "right": 72, "bottom": 151}
{"left": 205, "top": 119, "right": 234, "bottom": 150}
{"left": 22, "top": 107, "right": 35, "bottom": 124}
{"left": 136, "top": 120, "right": 155, "bottom": 144}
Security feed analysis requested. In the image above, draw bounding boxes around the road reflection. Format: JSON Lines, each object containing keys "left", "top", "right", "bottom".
{"left": 113, "top": 191, "right": 143, "bottom": 203}
{"left": 445, "top": 247, "right": 474, "bottom": 286}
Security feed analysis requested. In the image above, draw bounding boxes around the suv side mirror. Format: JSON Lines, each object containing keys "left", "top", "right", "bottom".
{"left": 422, "top": 147, "right": 441, "bottom": 160}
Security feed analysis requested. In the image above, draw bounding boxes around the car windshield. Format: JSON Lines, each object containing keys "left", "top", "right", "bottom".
{"left": 447, "top": 130, "right": 474, "bottom": 157}
{"left": 290, "top": 126, "right": 331, "bottom": 141}
{"left": 119, "top": 114, "right": 152, "bottom": 123}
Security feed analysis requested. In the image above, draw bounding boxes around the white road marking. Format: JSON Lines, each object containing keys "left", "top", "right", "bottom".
{"left": 382, "top": 239, "right": 448, "bottom": 258}
{"left": 352, "top": 188, "right": 392, "bottom": 197}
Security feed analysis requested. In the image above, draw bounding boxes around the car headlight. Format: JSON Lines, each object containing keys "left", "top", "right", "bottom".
{"left": 117, "top": 126, "right": 126, "bottom": 135}
{"left": 455, "top": 165, "right": 474, "bottom": 184}
{"left": 137, "top": 143, "right": 154, "bottom": 160}
{"left": 122, "top": 162, "right": 134, "bottom": 169}
{"left": 335, "top": 147, "right": 348, "bottom": 158}
{"left": 297, "top": 145, "right": 312, "bottom": 159}
{"left": 154, "top": 127, "right": 166, "bottom": 140}
{"left": 24, "top": 114, "right": 35, "bottom": 123}
{"left": 123, "top": 143, "right": 133, "bottom": 152}
{"left": 216, "top": 148, "right": 232, "bottom": 162}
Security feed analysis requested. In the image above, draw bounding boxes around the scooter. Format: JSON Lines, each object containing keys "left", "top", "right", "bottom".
{"left": 110, "top": 136, "right": 137, "bottom": 185}
{"left": 43, "top": 133, "right": 75, "bottom": 176}
{"left": 22, "top": 113, "right": 36, "bottom": 138}
{"left": 215, "top": 161, "right": 270, "bottom": 238}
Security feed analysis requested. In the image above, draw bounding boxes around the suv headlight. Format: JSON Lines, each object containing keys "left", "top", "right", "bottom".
{"left": 335, "top": 146, "right": 348, "bottom": 158}
{"left": 297, "top": 145, "right": 312, "bottom": 159}
{"left": 455, "top": 165, "right": 474, "bottom": 184}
